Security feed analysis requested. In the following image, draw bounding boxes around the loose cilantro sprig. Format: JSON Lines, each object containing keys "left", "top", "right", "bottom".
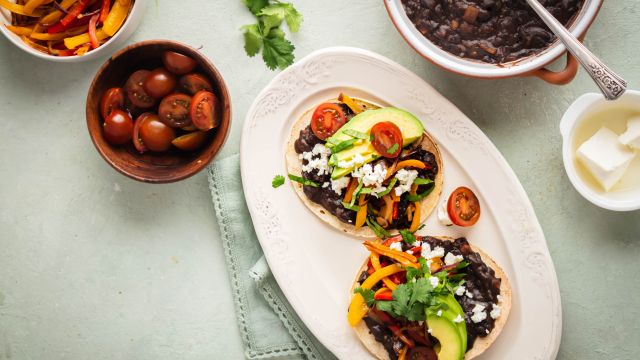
{"left": 272, "top": 175, "right": 285, "bottom": 188}
{"left": 241, "top": 0, "right": 303, "bottom": 70}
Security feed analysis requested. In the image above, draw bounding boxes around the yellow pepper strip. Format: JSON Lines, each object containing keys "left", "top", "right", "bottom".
{"left": 21, "top": 35, "right": 48, "bottom": 53}
{"left": 24, "top": 0, "right": 48, "bottom": 15}
{"left": 338, "top": 93, "right": 363, "bottom": 114}
{"left": 398, "top": 346, "right": 408, "bottom": 360}
{"left": 370, "top": 252, "right": 397, "bottom": 290}
{"left": 64, "top": 28, "right": 108, "bottom": 49}
{"left": 39, "top": 0, "right": 77, "bottom": 25}
{"left": 396, "top": 159, "right": 427, "bottom": 171}
{"left": 430, "top": 257, "right": 444, "bottom": 272}
{"left": 6, "top": 25, "right": 33, "bottom": 36}
{"left": 364, "top": 244, "right": 418, "bottom": 270}
{"left": 75, "top": 44, "right": 90, "bottom": 56}
{"left": 0, "top": 0, "right": 44, "bottom": 16}
{"left": 354, "top": 194, "right": 368, "bottom": 229}
{"left": 102, "top": 0, "right": 132, "bottom": 36}
{"left": 347, "top": 264, "right": 404, "bottom": 326}
{"left": 30, "top": 32, "right": 66, "bottom": 41}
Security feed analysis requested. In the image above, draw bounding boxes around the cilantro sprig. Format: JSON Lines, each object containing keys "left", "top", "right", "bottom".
{"left": 241, "top": 0, "right": 303, "bottom": 70}
{"left": 272, "top": 175, "right": 285, "bottom": 188}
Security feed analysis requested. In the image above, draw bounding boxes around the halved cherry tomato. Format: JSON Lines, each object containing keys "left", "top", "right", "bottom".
{"left": 100, "top": 87, "right": 125, "bottom": 120}
{"left": 133, "top": 112, "right": 154, "bottom": 153}
{"left": 190, "top": 90, "right": 218, "bottom": 130}
{"left": 124, "top": 70, "right": 155, "bottom": 109}
{"left": 371, "top": 121, "right": 403, "bottom": 158}
{"left": 138, "top": 114, "right": 176, "bottom": 152}
{"left": 143, "top": 68, "right": 177, "bottom": 99}
{"left": 103, "top": 109, "right": 133, "bottom": 145}
{"left": 447, "top": 186, "right": 481, "bottom": 227}
{"left": 171, "top": 131, "right": 208, "bottom": 151}
{"left": 310, "top": 103, "right": 346, "bottom": 140}
{"left": 158, "top": 93, "right": 192, "bottom": 128}
{"left": 179, "top": 73, "right": 213, "bottom": 95}
{"left": 163, "top": 51, "right": 197, "bottom": 75}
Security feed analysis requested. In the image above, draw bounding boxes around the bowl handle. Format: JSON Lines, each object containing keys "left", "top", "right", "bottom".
{"left": 526, "top": 32, "right": 588, "bottom": 85}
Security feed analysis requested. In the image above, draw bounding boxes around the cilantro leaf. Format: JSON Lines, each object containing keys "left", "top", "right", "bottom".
{"left": 259, "top": 2, "right": 303, "bottom": 33}
{"left": 287, "top": 174, "right": 319, "bottom": 187}
{"left": 272, "top": 174, "right": 285, "bottom": 188}
{"left": 241, "top": 24, "right": 263, "bottom": 57}
{"left": 387, "top": 143, "right": 399, "bottom": 154}
{"left": 262, "top": 33, "right": 295, "bottom": 70}
{"left": 400, "top": 229, "right": 417, "bottom": 245}
{"left": 242, "top": 0, "right": 269, "bottom": 15}
{"left": 354, "top": 287, "right": 375, "bottom": 307}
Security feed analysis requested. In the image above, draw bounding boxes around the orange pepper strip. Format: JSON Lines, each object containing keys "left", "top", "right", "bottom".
{"left": 370, "top": 252, "right": 397, "bottom": 290}
{"left": 0, "top": 0, "right": 43, "bottom": 16}
{"left": 354, "top": 194, "right": 367, "bottom": 229}
{"left": 23, "top": 0, "right": 48, "bottom": 15}
{"left": 6, "top": 25, "right": 33, "bottom": 36}
{"left": 398, "top": 346, "right": 408, "bottom": 360}
{"left": 338, "top": 93, "right": 364, "bottom": 114}
{"left": 410, "top": 202, "right": 421, "bottom": 232}
{"left": 347, "top": 264, "right": 404, "bottom": 326}
{"left": 364, "top": 242, "right": 418, "bottom": 269}
{"left": 343, "top": 178, "right": 358, "bottom": 203}
{"left": 29, "top": 32, "right": 66, "bottom": 40}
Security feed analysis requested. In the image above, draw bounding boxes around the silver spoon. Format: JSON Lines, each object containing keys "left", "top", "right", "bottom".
{"left": 525, "top": 0, "right": 627, "bottom": 100}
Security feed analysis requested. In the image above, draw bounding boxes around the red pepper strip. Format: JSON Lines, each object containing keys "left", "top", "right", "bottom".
{"left": 409, "top": 246, "right": 422, "bottom": 255}
{"left": 98, "top": 0, "right": 110, "bottom": 23}
{"left": 392, "top": 202, "right": 399, "bottom": 220}
{"left": 389, "top": 272, "right": 405, "bottom": 285}
{"left": 374, "top": 291, "right": 393, "bottom": 301}
{"left": 47, "top": 15, "right": 91, "bottom": 34}
{"left": 88, "top": 14, "right": 99, "bottom": 49}
{"left": 388, "top": 325, "right": 415, "bottom": 348}
{"left": 60, "top": 0, "right": 90, "bottom": 26}
{"left": 382, "top": 235, "right": 402, "bottom": 247}
{"left": 370, "top": 307, "right": 395, "bottom": 325}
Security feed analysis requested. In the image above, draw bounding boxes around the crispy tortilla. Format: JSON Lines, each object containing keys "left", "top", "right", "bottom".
{"left": 349, "top": 237, "right": 512, "bottom": 360}
{"left": 285, "top": 98, "right": 443, "bottom": 238}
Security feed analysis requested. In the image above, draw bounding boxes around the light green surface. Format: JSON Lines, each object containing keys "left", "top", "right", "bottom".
{"left": 0, "top": 1, "right": 638, "bottom": 359}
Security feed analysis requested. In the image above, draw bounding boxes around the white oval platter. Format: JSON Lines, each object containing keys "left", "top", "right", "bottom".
{"left": 240, "top": 47, "right": 561, "bottom": 359}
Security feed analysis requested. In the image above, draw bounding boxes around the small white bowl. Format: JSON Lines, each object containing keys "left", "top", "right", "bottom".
{"left": 0, "top": 0, "right": 147, "bottom": 62}
{"left": 560, "top": 90, "right": 640, "bottom": 211}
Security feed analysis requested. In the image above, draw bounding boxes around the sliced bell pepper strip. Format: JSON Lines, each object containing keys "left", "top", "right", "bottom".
{"left": 88, "top": 14, "right": 99, "bottom": 48}
{"left": 354, "top": 194, "right": 368, "bottom": 229}
{"left": 29, "top": 32, "right": 67, "bottom": 40}
{"left": 60, "top": 0, "right": 90, "bottom": 27}
{"left": 98, "top": 0, "right": 111, "bottom": 23}
{"left": 392, "top": 202, "right": 399, "bottom": 220}
{"left": 338, "top": 93, "right": 363, "bottom": 114}
{"left": 0, "top": 0, "right": 43, "bottom": 16}
{"left": 41, "top": 0, "right": 77, "bottom": 29}
{"left": 348, "top": 264, "right": 404, "bottom": 326}
{"left": 64, "top": 28, "right": 108, "bottom": 49}
{"left": 23, "top": 0, "right": 49, "bottom": 15}
{"left": 20, "top": 35, "right": 48, "bottom": 52}
{"left": 373, "top": 289, "right": 393, "bottom": 301}
{"left": 343, "top": 178, "right": 357, "bottom": 203}
{"left": 48, "top": 14, "right": 91, "bottom": 34}
{"left": 364, "top": 241, "right": 417, "bottom": 263}
{"left": 6, "top": 25, "right": 34, "bottom": 36}
{"left": 370, "top": 252, "right": 397, "bottom": 290}
{"left": 396, "top": 159, "right": 427, "bottom": 172}
{"left": 102, "top": 0, "right": 131, "bottom": 36}
{"left": 75, "top": 44, "right": 90, "bottom": 55}
{"left": 398, "top": 346, "right": 408, "bottom": 360}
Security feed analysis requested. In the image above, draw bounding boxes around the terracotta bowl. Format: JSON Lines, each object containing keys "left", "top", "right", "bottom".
{"left": 86, "top": 40, "right": 231, "bottom": 183}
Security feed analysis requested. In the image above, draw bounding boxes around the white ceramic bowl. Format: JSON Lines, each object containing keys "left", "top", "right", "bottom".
{"left": 0, "top": 0, "right": 147, "bottom": 62}
{"left": 560, "top": 90, "right": 640, "bottom": 211}
{"left": 384, "top": 0, "right": 603, "bottom": 80}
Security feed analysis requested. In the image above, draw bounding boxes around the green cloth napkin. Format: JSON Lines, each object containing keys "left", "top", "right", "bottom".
{"left": 208, "top": 154, "right": 336, "bottom": 360}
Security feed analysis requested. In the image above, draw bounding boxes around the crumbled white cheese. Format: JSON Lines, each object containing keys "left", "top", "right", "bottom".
{"left": 490, "top": 304, "right": 501, "bottom": 319}
{"left": 389, "top": 241, "right": 403, "bottom": 252}
{"left": 619, "top": 116, "right": 640, "bottom": 149}
{"left": 465, "top": 290, "right": 474, "bottom": 299}
{"left": 485, "top": 329, "right": 490, "bottom": 335}
{"left": 455, "top": 285, "right": 466, "bottom": 297}
{"left": 471, "top": 304, "right": 487, "bottom": 323}
{"left": 436, "top": 310, "right": 443, "bottom": 317}
{"left": 352, "top": 163, "right": 388, "bottom": 196}
{"left": 394, "top": 169, "right": 419, "bottom": 196}
{"left": 453, "top": 314, "right": 464, "bottom": 323}
{"left": 322, "top": 182, "right": 330, "bottom": 188}
{"left": 437, "top": 200, "right": 453, "bottom": 226}
{"left": 444, "top": 252, "right": 464, "bottom": 266}
{"left": 330, "top": 176, "right": 350, "bottom": 194}
{"left": 301, "top": 144, "right": 332, "bottom": 176}
{"left": 337, "top": 153, "right": 366, "bottom": 169}
{"left": 577, "top": 127, "right": 635, "bottom": 191}
{"left": 427, "top": 328, "right": 432, "bottom": 334}
{"left": 421, "top": 244, "right": 445, "bottom": 259}
{"left": 418, "top": 321, "right": 424, "bottom": 326}
{"left": 429, "top": 276, "right": 439, "bottom": 288}
{"left": 426, "top": 259, "right": 433, "bottom": 269}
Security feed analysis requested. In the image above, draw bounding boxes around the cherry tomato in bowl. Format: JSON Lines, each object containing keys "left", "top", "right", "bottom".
{"left": 172, "top": 131, "right": 208, "bottom": 151}
{"left": 310, "top": 103, "right": 346, "bottom": 140}
{"left": 179, "top": 73, "right": 213, "bottom": 95}
{"left": 163, "top": 51, "right": 198, "bottom": 75}
{"left": 103, "top": 110, "right": 133, "bottom": 145}
{"left": 100, "top": 87, "right": 125, "bottom": 120}
{"left": 138, "top": 114, "right": 176, "bottom": 152}
{"left": 371, "top": 121, "right": 403, "bottom": 158}
{"left": 447, "top": 187, "right": 481, "bottom": 227}
{"left": 190, "top": 90, "right": 218, "bottom": 130}
{"left": 124, "top": 70, "right": 155, "bottom": 109}
{"left": 158, "top": 93, "right": 192, "bottom": 128}
{"left": 143, "top": 68, "right": 177, "bottom": 99}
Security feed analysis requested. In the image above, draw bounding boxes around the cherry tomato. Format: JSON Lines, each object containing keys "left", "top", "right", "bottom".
{"left": 100, "top": 87, "right": 125, "bottom": 120}
{"left": 310, "top": 103, "right": 346, "bottom": 140}
{"left": 158, "top": 93, "right": 192, "bottom": 128}
{"left": 179, "top": 73, "right": 213, "bottom": 95}
{"left": 371, "top": 121, "right": 403, "bottom": 158}
{"left": 138, "top": 114, "right": 176, "bottom": 152}
{"left": 103, "top": 109, "right": 133, "bottom": 145}
{"left": 143, "top": 68, "right": 177, "bottom": 99}
{"left": 162, "top": 51, "right": 198, "bottom": 75}
{"left": 124, "top": 70, "right": 155, "bottom": 109}
{"left": 171, "top": 131, "right": 208, "bottom": 151}
{"left": 189, "top": 90, "right": 218, "bottom": 130}
{"left": 132, "top": 112, "right": 158, "bottom": 153}
{"left": 447, "top": 187, "right": 481, "bottom": 227}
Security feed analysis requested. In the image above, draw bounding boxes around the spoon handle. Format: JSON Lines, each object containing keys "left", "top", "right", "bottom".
{"left": 526, "top": 0, "right": 627, "bottom": 100}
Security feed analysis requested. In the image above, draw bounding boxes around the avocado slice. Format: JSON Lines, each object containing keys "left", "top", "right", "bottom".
{"left": 327, "top": 108, "right": 425, "bottom": 179}
{"left": 427, "top": 313, "right": 464, "bottom": 360}
{"left": 438, "top": 294, "right": 467, "bottom": 352}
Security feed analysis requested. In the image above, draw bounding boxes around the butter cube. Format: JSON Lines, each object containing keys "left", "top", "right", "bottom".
{"left": 619, "top": 116, "right": 640, "bottom": 150}
{"left": 577, "top": 127, "right": 635, "bottom": 191}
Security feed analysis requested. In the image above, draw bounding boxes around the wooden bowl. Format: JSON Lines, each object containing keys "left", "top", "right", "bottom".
{"left": 86, "top": 40, "right": 231, "bottom": 183}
